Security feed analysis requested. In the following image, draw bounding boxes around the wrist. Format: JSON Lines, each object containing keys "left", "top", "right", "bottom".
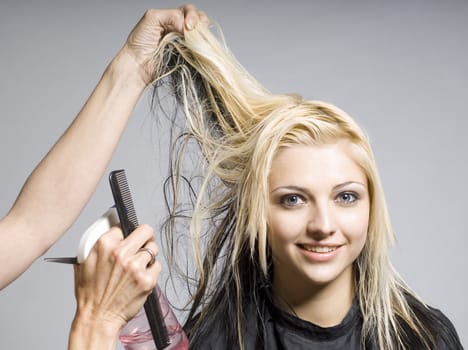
{"left": 68, "top": 309, "right": 124, "bottom": 350}
{"left": 108, "top": 47, "right": 150, "bottom": 91}
{"left": 71, "top": 308, "right": 123, "bottom": 340}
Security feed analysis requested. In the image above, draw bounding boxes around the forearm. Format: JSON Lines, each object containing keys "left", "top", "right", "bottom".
{"left": 11, "top": 50, "right": 147, "bottom": 233}
{"left": 0, "top": 49, "right": 147, "bottom": 289}
{"left": 68, "top": 313, "right": 121, "bottom": 350}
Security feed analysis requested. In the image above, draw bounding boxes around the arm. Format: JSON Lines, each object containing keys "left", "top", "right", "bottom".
{"left": 0, "top": 4, "right": 204, "bottom": 290}
{"left": 0, "top": 52, "right": 145, "bottom": 290}
{"left": 68, "top": 224, "right": 160, "bottom": 350}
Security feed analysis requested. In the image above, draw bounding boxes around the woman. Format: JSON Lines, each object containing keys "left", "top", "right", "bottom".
{"left": 146, "top": 16, "right": 464, "bottom": 349}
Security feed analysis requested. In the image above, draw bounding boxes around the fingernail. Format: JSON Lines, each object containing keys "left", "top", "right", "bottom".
{"left": 186, "top": 20, "right": 194, "bottom": 31}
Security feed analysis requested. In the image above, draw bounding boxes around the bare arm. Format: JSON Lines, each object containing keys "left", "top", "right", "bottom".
{"left": 0, "top": 4, "right": 205, "bottom": 290}
{"left": 0, "top": 52, "right": 145, "bottom": 290}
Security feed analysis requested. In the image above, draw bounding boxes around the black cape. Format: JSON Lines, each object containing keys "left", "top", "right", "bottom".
{"left": 194, "top": 299, "right": 463, "bottom": 350}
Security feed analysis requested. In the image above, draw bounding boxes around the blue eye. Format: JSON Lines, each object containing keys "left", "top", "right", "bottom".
{"left": 336, "top": 192, "right": 358, "bottom": 204}
{"left": 280, "top": 194, "right": 304, "bottom": 207}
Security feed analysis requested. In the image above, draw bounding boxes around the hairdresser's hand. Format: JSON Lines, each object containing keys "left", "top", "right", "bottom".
{"left": 69, "top": 224, "right": 160, "bottom": 348}
{"left": 118, "top": 4, "right": 208, "bottom": 86}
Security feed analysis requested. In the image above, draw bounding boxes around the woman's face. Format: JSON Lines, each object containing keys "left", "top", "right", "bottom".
{"left": 267, "top": 142, "right": 369, "bottom": 295}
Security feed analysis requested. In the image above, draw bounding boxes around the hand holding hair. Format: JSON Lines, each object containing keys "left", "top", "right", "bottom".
{"left": 118, "top": 4, "right": 209, "bottom": 86}
{"left": 68, "top": 224, "right": 160, "bottom": 350}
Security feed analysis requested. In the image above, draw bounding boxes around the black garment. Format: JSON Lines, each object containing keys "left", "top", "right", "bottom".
{"left": 195, "top": 299, "right": 464, "bottom": 350}
{"left": 255, "top": 301, "right": 367, "bottom": 349}
{"left": 197, "top": 300, "right": 370, "bottom": 349}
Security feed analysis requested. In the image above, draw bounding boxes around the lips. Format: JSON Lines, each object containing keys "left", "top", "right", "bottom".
{"left": 297, "top": 243, "right": 343, "bottom": 262}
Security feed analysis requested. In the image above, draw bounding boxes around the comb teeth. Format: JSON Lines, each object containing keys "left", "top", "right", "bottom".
{"left": 109, "top": 170, "right": 139, "bottom": 236}
{"left": 113, "top": 171, "right": 138, "bottom": 225}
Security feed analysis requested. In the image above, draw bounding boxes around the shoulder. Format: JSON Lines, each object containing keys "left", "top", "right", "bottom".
{"left": 428, "top": 307, "right": 464, "bottom": 350}
{"left": 185, "top": 301, "right": 263, "bottom": 350}
{"left": 184, "top": 308, "right": 241, "bottom": 350}
{"left": 184, "top": 312, "right": 224, "bottom": 349}
{"left": 405, "top": 294, "right": 463, "bottom": 349}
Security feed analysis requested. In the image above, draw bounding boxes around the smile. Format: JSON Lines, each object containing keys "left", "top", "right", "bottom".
{"left": 298, "top": 244, "right": 341, "bottom": 253}
{"left": 297, "top": 244, "right": 342, "bottom": 262}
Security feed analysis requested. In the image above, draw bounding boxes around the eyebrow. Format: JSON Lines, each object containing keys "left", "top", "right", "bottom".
{"left": 334, "top": 181, "right": 367, "bottom": 191}
{"left": 270, "top": 181, "right": 367, "bottom": 194}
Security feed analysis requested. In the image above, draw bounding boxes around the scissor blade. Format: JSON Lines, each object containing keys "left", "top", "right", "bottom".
{"left": 44, "top": 257, "right": 78, "bottom": 264}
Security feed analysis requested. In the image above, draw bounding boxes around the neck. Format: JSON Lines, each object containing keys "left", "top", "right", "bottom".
{"left": 272, "top": 267, "right": 355, "bottom": 327}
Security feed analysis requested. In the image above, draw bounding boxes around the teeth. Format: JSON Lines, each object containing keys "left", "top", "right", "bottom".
{"left": 302, "top": 245, "right": 337, "bottom": 253}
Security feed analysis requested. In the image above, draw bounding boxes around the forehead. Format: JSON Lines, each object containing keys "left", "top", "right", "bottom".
{"left": 268, "top": 143, "right": 367, "bottom": 189}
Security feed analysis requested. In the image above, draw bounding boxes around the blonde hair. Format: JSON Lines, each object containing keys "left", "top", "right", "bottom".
{"left": 152, "top": 23, "right": 437, "bottom": 349}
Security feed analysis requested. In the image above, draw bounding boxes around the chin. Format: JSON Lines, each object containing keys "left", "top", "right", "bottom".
{"left": 302, "top": 265, "right": 352, "bottom": 288}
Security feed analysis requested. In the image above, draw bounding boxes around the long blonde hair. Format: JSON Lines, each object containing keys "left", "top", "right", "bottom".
{"left": 152, "top": 22, "right": 437, "bottom": 349}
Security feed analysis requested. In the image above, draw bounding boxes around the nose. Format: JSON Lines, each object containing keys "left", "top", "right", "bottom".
{"left": 306, "top": 201, "right": 336, "bottom": 238}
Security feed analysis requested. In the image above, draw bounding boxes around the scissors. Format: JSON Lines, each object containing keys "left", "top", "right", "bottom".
{"left": 44, "top": 207, "right": 119, "bottom": 265}
{"left": 44, "top": 256, "right": 78, "bottom": 264}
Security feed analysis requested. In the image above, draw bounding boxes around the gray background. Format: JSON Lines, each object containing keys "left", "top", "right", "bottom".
{"left": 0, "top": 0, "right": 466, "bottom": 348}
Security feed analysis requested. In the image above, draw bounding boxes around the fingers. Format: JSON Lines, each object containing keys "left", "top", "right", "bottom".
{"left": 142, "top": 4, "right": 207, "bottom": 34}
{"left": 137, "top": 245, "right": 157, "bottom": 268}
{"left": 83, "top": 224, "right": 159, "bottom": 281}
{"left": 197, "top": 10, "right": 210, "bottom": 26}
{"left": 132, "top": 240, "right": 160, "bottom": 272}
{"left": 119, "top": 4, "right": 210, "bottom": 85}
{"left": 120, "top": 241, "right": 160, "bottom": 293}
{"left": 116, "top": 224, "right": 155, "bottom": 254}
{"left": 76, "top": 226, "right": 123, "bottom": 281}
{"left": 179, "top": 3, "right": 204, "bottom": 30}
{"left": 132, "top": 241, "right": 161, "bottom": 290}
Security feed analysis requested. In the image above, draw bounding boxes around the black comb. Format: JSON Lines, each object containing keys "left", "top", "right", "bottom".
{"left": 109, "top": 169, "right": 170, "bottom": 349}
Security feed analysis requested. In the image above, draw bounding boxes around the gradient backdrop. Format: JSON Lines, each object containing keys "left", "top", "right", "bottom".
{"left": 0, "top": 0, "right": 466, "bottom": 348}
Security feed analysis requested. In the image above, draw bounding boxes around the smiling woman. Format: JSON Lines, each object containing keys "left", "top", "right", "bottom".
{"left": 267, "top": 144, "right": 369, "bottom": 327}
{"left": 150, "top": 17, "right": 464, "bottom": 350}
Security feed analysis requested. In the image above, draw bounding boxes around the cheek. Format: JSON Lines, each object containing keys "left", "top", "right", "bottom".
{"left": 337, "top": 207, "right": 369, "bottom": 245}
{"left": 267, "top": 210, "right": 306, "bottom": 245}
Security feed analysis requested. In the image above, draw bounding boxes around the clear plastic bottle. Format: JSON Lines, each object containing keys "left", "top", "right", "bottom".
{"left": 119, "top": 286, "right": 189, "bottom": 350}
